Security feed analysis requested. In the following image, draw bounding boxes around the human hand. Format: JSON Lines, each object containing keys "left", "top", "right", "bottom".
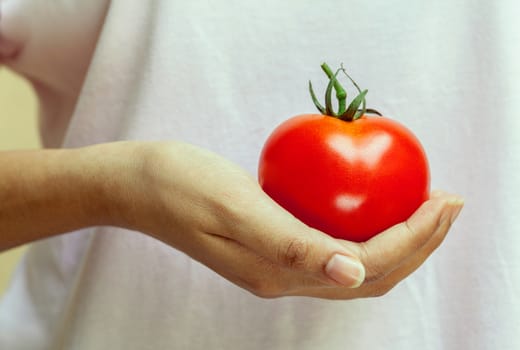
{"left": 101, "top": 141, "right": 463, "bottom": 299}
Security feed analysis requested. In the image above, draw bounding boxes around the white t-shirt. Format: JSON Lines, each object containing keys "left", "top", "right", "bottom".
{"left": 1, "top": 0, "right": 519, "bottom": 349}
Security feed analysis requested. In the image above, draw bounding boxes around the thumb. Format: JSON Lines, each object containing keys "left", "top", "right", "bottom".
{"left": 224, "top": 195, "right": 366, "bottom": 288}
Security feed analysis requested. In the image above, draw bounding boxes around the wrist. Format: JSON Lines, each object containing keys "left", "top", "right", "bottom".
{"left": 0, "top": 145, "right": 136, "bottom": 249}
{"left": 1, "top": 140, "right": 226, "bottom": 249}
{"left": 74, "top": 141, "right": 144, "bottom": 230}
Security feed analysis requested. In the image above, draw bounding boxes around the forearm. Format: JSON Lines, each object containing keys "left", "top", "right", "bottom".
{"left": 0, "top": 140, "right": 464, "bottom": 299}
{"left": 0, "top": 144, "right": 128, "bottom": 251}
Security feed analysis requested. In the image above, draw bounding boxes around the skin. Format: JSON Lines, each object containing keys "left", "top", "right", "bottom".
{"left": 0, "top": 141, "right": 464, "bottom": 299}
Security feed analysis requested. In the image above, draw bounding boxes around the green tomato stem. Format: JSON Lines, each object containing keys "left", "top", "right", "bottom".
{"left": 321, "top": 63, "right": 347, "bottom": 115}
{"left": 308, "top": 62, "right": 382, "bottom": 121}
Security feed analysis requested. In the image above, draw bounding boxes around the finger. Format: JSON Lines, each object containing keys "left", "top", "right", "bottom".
{"left": 184, "top": 192, "right": 463, "bottom": 300}
{"left": 363, "top": 203, "right": 461, "bottom": 296}
{"left": 288, "top": 193, "right": 464, "bottom": 299}
{"left": 344, "top": 192, "right": 464, "bottom": 283}
{"left": 182, "top": 229, "right": 335, "bottom": 298}
{"left": 374, "top": 191, "right": 463, "bottom": 286}
{"left": 217, "top": 189, "right": 366, "bottom": 288}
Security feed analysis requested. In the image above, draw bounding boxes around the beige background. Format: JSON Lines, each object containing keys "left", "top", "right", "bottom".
{"left": 0, "top": 67, "right": 40, "bottom": 296}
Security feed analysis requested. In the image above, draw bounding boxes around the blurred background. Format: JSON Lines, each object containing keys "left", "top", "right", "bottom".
{"left": 0, "top": 67, "right": 40, "bottom": 296}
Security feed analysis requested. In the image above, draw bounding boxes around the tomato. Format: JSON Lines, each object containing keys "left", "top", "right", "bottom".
{"left": 258, "top": 64, "right": 430, "bottom": 242}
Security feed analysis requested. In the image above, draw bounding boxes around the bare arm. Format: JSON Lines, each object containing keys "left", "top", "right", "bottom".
{"left": 0, "top": 146, "right": 118, "bottom": 250}
{"left": 0, "top": 141, "right": 464, "bottom": 298}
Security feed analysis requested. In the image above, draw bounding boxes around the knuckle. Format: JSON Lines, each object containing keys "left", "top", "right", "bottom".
{"left": 209, "top": 180, "right": 261, "bottom": 234}
{"left": 358, "top": 243, "right": 387, "bottom": 283}
{"left": 403, "top": 221, "right": 426, "bottom": 252}
{"left": 278, "top": 237, "right": 311, "bottom": 270}
{"left": 365, "top": 264, "right": 387, "bottom": 283}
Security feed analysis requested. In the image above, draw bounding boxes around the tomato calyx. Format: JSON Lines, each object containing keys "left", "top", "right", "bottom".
{"left": 309, "top": 63, "right": 382, "bottom": 121}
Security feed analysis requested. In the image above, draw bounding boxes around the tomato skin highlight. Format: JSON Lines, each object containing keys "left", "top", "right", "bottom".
{"left": 258, "top": 114, "right": 430, "bottom": 242}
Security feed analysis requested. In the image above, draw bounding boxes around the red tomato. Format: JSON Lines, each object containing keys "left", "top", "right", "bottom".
{"left": 258, "top": 64, "right": 429, "bottom": 242}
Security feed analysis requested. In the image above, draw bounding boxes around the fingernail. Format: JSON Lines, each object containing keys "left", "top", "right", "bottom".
{"left": 449, "top": 198, "right": 464, "bottom": 224}
{"left": 446, "top": 195, "right": 465, "bottom": 205}
{"left": 430, "top": 190, "right": 447, "bottom": 199}
{"left": 325, "top": 254, "right": 365, "bottom": 288}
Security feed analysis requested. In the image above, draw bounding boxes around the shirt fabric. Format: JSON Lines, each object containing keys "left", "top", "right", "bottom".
{"left": 1, "top": 0, "right": 519, "bottom": 349}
